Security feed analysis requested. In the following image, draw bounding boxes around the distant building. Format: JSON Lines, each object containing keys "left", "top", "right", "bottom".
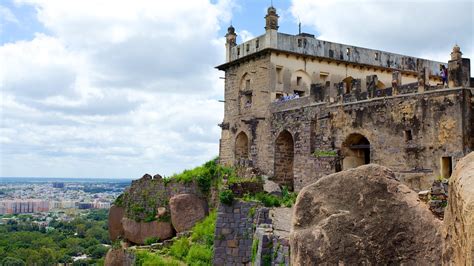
{"left": 77, "top": 202, "right": 94, "bottom": 209}
{"left": 52, "top": 182, "right": 65, "bottom": 188}
{"left": 94, "top": 201, "right": 111, "bottom": 209}
{"left": 0, "top": 200, "right": 49, "bottom": 214}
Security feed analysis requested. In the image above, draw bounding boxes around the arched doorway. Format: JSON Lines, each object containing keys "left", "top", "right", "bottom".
{"left": 342, "top": 133, "right": 370, "bottom": 170}
{"left": 274, "top": 130, "right": 294, "bottom": 190}
{"left": 235, "top": 132, "right": 249, "bottom": 165}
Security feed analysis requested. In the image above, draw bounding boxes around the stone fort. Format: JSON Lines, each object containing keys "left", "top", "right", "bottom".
{"left": 217, "top": 6, "right": 473, "bottom": 192}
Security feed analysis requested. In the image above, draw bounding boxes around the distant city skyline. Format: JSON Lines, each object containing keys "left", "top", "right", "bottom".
{"left": 1, "top": 0, "right": 472, "bottom": 178}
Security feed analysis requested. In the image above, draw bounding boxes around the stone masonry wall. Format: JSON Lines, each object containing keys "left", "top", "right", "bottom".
{"left": 213, "top": 201, "right": 258, "bottom": 265}
{"left": 219, "top": 54, "right": 274, "bottom": 176}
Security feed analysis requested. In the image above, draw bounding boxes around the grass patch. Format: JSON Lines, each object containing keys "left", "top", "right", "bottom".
{"left": 242, "top": 186, "right": 297, "bottom": 208}
{"left": 135, "top": 250, "right": 183, "bottom": 266}
{"left": 312, "top": 150, "right": 338, "bottom": 158}
{"left": 251, "top": 238, "right": 259, "bottom": 263}
{"left": 144, "top": 236, "right": 161, "bottom": 246}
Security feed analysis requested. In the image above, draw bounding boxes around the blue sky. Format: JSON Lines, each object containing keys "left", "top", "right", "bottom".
{"left": 0, "top": 0, "right": 472, "bottom": 178}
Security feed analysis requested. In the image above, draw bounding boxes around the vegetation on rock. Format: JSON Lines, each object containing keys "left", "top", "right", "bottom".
{"left": 135, "top": 210, "right": 217, "bottom": 265}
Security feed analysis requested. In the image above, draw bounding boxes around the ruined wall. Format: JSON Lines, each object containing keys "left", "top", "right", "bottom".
{"left": 271, "top": 88, "right": 472, "bottom": 191}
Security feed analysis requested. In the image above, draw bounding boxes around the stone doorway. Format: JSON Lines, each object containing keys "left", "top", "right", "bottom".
{"left": 274, "top": 130, "right": 294, "bottom": 190}
{"left": 235, "top": 132, "right": 249, "bottom": 166}
{"left": 342, "top": 133, "right": 370, "bottom": 170}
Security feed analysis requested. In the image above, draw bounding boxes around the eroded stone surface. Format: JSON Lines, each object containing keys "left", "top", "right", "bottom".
{"left": 443, "top": 152, "right": 474, "bottom": 264}
{"left": 109, "top": 205, "right": 124, "bottom": 241}
{"left": 169, "top": 193, "right": 208, "bottom": 233}
{"left": 122, "top": 218, "right": 174, "bottom": 245}
{"left": 290, "top": 164, "right": 443, "bottom": 265}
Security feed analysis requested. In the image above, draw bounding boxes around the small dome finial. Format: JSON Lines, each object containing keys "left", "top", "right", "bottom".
{"left": 451, "top": 44, "right": 462, "bottom": 60}
{"left": 265, "top": 5, "right": 279, "bottom": 31}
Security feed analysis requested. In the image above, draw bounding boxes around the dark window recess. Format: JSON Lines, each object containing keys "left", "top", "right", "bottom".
{"left": 296, "top": 76, "right": 302, "bottom": 86}
{"left": 256, "top": 39, "right": 259, "bottom": 48}
{"left": 237, "top": 47, "right": 240, "bottom": 56}
{"left": 375, "top": 52, "right": 379, "bottom": 61}
{"left": 329, "top": 50, "right": 334, "bottom": 58}
{"left": 246, "top": 43, "right": 250, "bottom": 52}
{"left": 405, "top": 130, "right": 413, "bottom": 141}
{"left": 346, "top": 48, "right": 350, "bottom": 56}
{"left": 294, "top": 90, "right": 305, "bottom": 97}
{"left": 297, "top": 39, "right": 302, "bottom": 47}
{"left": 441, "top": 157, "right": 453, "bottom": 178}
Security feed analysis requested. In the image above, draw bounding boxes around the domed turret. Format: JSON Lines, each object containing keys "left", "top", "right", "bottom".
{"left": 225, "top": 24, "right": 237, "bottom": 47}
{"left": 265, "top": 5, "right": 279, "bottom": 31}
{"left": 451, "top": 44, "right": 462, "bottom": 60}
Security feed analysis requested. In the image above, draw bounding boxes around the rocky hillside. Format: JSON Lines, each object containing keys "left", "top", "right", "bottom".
{"left": 108, "top": 159, "right": 228, "bottom": 245}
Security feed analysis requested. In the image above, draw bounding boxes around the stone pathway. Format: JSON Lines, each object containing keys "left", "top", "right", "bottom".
{"left": 269, "top": 207, "right": 293, "bottom": 238}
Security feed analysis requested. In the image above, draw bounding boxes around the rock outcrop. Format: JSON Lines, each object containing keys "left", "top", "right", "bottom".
{"left": 122, "top": 218, "right": 174, "bottom": 245}
{"left": 104, "top": 248, "right": 134, "bottom": 266}
{"left": 108, "top": 205, "right": 124, "bottom": 241}
{"left": 291, "top": 164, "right": 443, "bottom": 265}
{"left": 443, "top": 152, "right": 474, "bottom": 264}
{"left": 170, "top": 193, "right": 208, "bottom": 233}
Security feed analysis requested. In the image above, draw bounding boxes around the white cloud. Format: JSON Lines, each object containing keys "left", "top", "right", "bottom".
{"left": 290, "top": 0, "right": 473, "bottom": 65}
{"left": 0, "top": 0, "right": 232, "bottom": 178}
{"left": 0, "top": 5, "right": 19, "bottom": 25}
{"left": 239, "top": 29, "right": 255, "bottom": 42}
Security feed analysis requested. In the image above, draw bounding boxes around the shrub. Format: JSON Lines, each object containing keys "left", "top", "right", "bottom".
{"left": 190, "top": 211, "right": 217, "bottom": 247}
{"left": 144, "top": 236, "right": 160, "bottom": 245}
{"left": 113, "top": 194, "right": 124, "bottom": 207}
{"left": 185, "top": 244, "right": 212, "bottom": 265}
{"left": 169, "top": 238, "right": 190, "bottom": 259}
{"left": 281, "top": 186, "right": 298, "bottom": 207}
{"left": 196, "top": 174, "right": 212, "bottom": 193}
{"left": 219, "top": 190, "right": 234, "bottom": 205}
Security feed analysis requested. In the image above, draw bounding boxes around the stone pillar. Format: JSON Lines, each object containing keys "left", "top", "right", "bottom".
{"left": 225, "top": 25, "right": 237, "bottom": 62}
{"left": 310, "top": 83, "right": 324, "bottom": 102}
{"left": 418, "top": 68, "right": 429, "bottom": 93}
{"left": 366, "top": 75, "right": 378, "bottom": 98}
{"left": 392, "top": 71, "right": 402, "bottom": 95}
{"left": 448, "top": 45, "right": 471, "bottom": 88}
{"left": 352, "top": 79, "right": 362, "bottom": 101}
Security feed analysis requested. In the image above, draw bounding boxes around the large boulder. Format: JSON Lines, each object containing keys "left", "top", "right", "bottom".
{"left": 291, "top": 164, "right": 443, "bottom": 265}
{"left": 170, "top": 193, "right": 208, "bottom": 233}
{"left": 109, "top": 205, "right": 125, "bottom": 241}
{"left": 122, "top": 218, "right": 174, "bottom": 245}
{"left": 104, "top": 248, "right": 135, "bottom": 266}
{"left": 443, "top": 152, "right": 474, "bottom": 264}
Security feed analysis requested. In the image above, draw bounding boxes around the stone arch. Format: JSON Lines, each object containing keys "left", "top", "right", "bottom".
{"left": 341, "top": 133, "right": 370, "bottom": 170}
{"left": 274, "top": 130, "right": 294, "bottom": 190}
{"left": 235, "top": 131, "right": 249, "bottom": 165}
{"left": 342, "top": 76, "right": 354, "bottom": 93}
{"left": 291, "top": 70, "right": 311, "bottom": 96}
{"left": 240, "top": 72, "right": 251, "bottom": 90}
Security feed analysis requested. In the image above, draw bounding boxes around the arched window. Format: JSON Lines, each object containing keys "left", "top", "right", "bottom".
{"left": 235, "top": 132, "right": 249, "bottom": 165}
{"left": 274, "top": 130, "right": 294, "bottom": 190}
{"left": 291, "top": 70, "right": 311, "bottom": 97}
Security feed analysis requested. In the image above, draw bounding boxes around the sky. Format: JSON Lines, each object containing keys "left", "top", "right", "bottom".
{"left": 0, "top": 0, "right": 472, "bottom": 178}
